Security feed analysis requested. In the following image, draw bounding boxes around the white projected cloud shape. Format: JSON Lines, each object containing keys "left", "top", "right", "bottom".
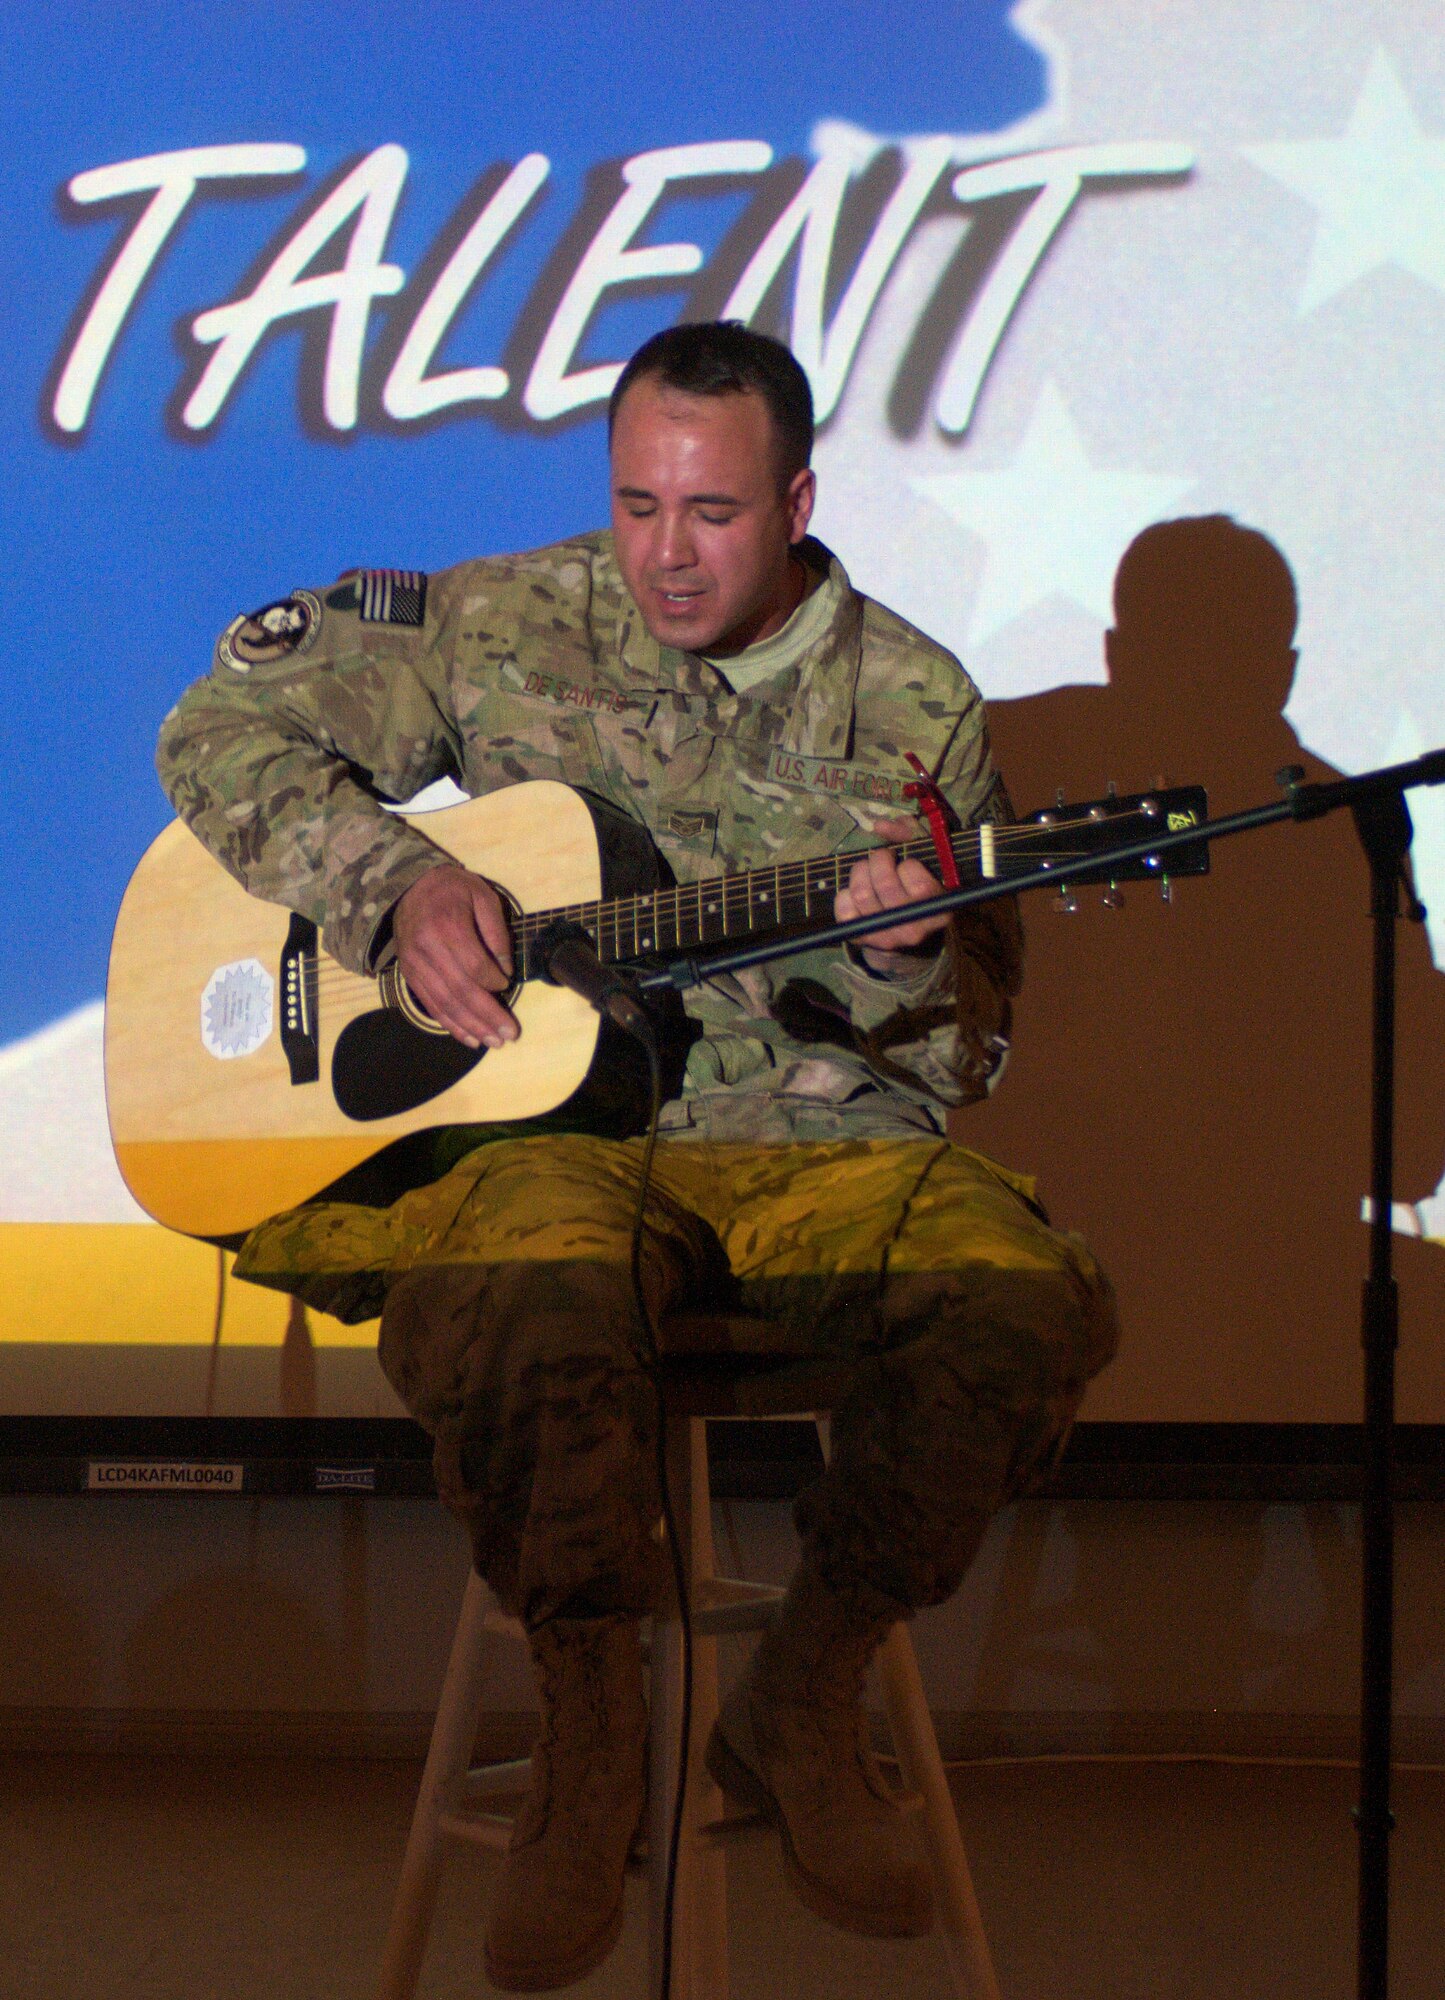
{"left": 910, "top": 381, "right": 1194, "bottom": 644}
{"left": 0, "top": 1004, "right": 145, "bottom": 1223}
{"left": 1241, "top": 48, "right": 1445, "bottom": 312}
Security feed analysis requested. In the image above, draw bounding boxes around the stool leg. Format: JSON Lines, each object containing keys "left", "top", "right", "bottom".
{"left": 684, "top": 1416, "right": 730, "bottom": 2000}
{"left": 376, "top": 1566, "right": 494, "bottom": 2000}
{"left": 649, "top": 1416, "right": 689, "bottom": 2000}
{"left": 650, "top": 1415, "right": 731, "bottom": 2000}
{"left": 811, "top": 1416, "right": 1000, "bottom": 1998}
{"left": 876, "top": 1624, "right": 1002, "bottom": 2000}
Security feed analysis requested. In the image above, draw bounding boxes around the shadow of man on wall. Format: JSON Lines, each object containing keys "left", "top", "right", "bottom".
{"left": 960, "top": 515, "right": 1445, "bottom": 1422}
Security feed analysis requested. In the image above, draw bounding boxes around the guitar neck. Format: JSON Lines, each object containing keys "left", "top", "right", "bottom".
{"left": 514, "top": 786, "right": 1208, "bottom": 974}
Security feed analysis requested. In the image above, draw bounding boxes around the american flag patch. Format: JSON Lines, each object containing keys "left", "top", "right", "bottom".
{"left": 359, "top": 569, "right": 427, "bottom": 626}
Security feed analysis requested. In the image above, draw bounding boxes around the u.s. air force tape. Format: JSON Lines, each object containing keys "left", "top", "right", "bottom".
{"left": 324, "top": 569, "right": 428, "bottom": 626}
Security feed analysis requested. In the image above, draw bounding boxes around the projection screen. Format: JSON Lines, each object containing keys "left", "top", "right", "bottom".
{"left": 1, "top": 0, "right": 1441, "bottom": 1427}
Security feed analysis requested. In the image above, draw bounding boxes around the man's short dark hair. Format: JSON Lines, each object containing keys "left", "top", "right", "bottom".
{"left": 608, "top": 321, "right": 814, "bottom": 482}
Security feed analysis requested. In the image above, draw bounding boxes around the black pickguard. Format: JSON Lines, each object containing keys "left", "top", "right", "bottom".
{"left": 331, "top": 1011, "right": 484, "bottom": 1121}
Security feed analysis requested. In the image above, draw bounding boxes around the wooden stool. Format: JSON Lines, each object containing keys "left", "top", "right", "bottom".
{"left": 376, "top": 1363, "right": 1001, "bottom": 2000}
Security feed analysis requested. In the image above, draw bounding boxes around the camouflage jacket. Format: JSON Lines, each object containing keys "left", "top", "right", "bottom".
{"left": 157, "top": 532, "right": 1022, "bottom": 1141}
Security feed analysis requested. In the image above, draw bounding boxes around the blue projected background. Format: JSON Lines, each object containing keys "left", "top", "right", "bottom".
{"left": 0, "top": 0, "right": 1044, "bottom": 1044}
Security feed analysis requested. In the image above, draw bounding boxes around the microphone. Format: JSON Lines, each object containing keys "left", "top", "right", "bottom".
{"left": 535, "top": 920, "right": 655, "bottom": 1046}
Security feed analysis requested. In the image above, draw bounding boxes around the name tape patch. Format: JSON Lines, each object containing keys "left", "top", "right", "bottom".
{"left": 518, "top": 669, "right": 630, "bottom": 713}
{"left": 763, "top": 750, "right": 909, "bottom": 806}
{"left": 88, "top": 1461, "right": 245, "bottom": 1492}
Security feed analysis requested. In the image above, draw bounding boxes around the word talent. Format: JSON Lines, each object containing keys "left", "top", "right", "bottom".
{"left": 51, "top": 135, "right": 1191, "bottom": 441}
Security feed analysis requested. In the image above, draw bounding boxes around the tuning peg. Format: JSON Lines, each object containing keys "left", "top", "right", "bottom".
{"left": 1106, "top": 779, "right": 1118, "bottom": 799}
{"left": 1055, "top": 786, "right": 1066, "bottom": 810}
{"left": 1051, "top": 887, "right": 1079, "bottom": 915}
{"left": 1160, "top": 876, "right": 1173, "bottom": 904}
{"left": 1102, "top": 881, "right": 1125, "bottom": 909}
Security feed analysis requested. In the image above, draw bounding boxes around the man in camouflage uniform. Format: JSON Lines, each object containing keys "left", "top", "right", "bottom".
{"left": 159, "top": 323, "right": 1117, "bottom": 1990}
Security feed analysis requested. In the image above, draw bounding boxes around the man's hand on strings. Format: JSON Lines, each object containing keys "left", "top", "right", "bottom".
{"left": 392, "top": 864, "right": 518, "bottom": 1049}
{"left": 835, "top": 816, "right": 950, "bottom": 971}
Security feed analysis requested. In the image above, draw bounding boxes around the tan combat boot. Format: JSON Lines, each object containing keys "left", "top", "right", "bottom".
{"left": 706, "top": 1558, "right": 933, "bottom": 1938}
{"left": 484, "top": 1615, "right": 647, "bottom": 1992}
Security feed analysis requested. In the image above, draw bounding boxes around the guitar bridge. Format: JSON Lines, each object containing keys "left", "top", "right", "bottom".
{"left": 279, "top": 913, "right": 320, "bottom": 1084}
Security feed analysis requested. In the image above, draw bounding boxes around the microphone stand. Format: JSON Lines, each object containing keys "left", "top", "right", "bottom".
{"left": 635, "top": 745, "right": 1445, "bottom": 2000}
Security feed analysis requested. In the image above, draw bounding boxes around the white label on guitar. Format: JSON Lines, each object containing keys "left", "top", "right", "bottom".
{"left": 201, "top": 958, "right": 275, "bottom": 1059}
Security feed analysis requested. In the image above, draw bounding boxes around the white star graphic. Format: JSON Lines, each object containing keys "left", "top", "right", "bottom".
{"left": 911, "top": 382, "right": 1194, "bottom": 645}
{"left": 1241, "top": 49, "right": 1445, "bottom": 313}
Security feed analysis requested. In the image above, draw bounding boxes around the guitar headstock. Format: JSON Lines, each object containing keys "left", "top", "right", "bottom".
{"left": 1020, "top": 784, "right": 1210, "bottom": 886}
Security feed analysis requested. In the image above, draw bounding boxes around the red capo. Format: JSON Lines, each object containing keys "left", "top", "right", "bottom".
{"left": 902, "top": 751, "right": 961, "bottom": 887}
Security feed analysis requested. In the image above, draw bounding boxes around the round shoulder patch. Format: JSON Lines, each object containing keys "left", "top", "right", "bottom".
{"left": 217, "top": 589, "right": 323, "bottom": 673}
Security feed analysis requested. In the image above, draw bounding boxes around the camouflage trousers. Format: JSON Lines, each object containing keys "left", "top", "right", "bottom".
{"left": 238, "top": 1135, "right": 1118, "bottom": 1630}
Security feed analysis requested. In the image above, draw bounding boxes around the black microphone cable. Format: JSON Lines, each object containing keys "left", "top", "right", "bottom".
{"left": 539, "top": 923, "right": 692, "bottom": 2000}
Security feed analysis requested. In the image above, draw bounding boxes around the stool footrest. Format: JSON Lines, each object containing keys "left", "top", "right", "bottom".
{"left": 437, "top": 1809, "right": 514, "bottom": 1851}
{"left": 687, "top": 1575, "right": 784, "bottom": 1636}
{"left": 697, "top": 1808, "right": 770, "bottom": 1847}
{"left": 697, "top": 1578, "right": 784, "bottom": 1609}
{"left": 461, "top": 1757, "right": 532, "bottom": 1798}
{"left": 690, "top": 1601, "right": 782, "bottom": 1636}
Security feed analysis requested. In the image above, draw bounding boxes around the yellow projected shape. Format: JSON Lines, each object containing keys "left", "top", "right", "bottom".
{"left": 0, "top": 1223, "right": 377, "bottom": 1347}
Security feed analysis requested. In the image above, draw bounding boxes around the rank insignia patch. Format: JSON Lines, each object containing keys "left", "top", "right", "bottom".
{"left": 665, "top": 808, "right": 718, "bottom": 841}
{"left": 217, "top": 590, "right": 322, "bottom": 673}
{"left": 358, "top": 569, "right": 427, "bottom": 626}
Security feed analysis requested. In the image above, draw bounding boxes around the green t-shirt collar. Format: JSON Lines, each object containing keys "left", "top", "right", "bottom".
{"left": 702, "top": 557, "right": 841, "bottom": 696}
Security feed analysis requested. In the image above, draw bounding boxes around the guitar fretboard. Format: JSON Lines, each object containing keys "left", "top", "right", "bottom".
{"left": 509, "top": 786, "right": 1205, "bottom": 977}
{"left": 514, "top": 817, "right": 1025, "bottom": 975}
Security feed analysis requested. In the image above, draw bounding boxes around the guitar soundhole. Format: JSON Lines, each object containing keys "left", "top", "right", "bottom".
{"left": 332, "top": 1010, "right": 483, "bottom": 1122}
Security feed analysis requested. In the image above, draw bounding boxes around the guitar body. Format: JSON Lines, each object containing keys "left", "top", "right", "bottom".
{"left": 106, "top": 772, "right": 1208, "bottom": 1243}
{"left": 105, "top": 782, "right": 665, "bottom": 1242}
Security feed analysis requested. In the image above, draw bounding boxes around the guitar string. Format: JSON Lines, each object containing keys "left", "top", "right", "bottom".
{"left": 511, "top": 822, "right": 1117, "bottom": 946}
{"left": 300, "top": 839, "right": 1107, "bottom": 1017}
{"left": 303, "top": 836, "right": 1130, "bottom": 995}
{"left": 304, "top": 803, "right": 1167, "bottom": 995}
{"left": 303, "top": 839, "right": 1132, "bottom": 995}
{"left": 299, "top": 826, "right": 1103, "bottom": 996}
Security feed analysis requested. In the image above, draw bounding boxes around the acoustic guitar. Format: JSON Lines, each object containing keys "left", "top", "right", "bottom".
{"left": 105, "top": 777, "right": 1207, "bottom": 1240}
